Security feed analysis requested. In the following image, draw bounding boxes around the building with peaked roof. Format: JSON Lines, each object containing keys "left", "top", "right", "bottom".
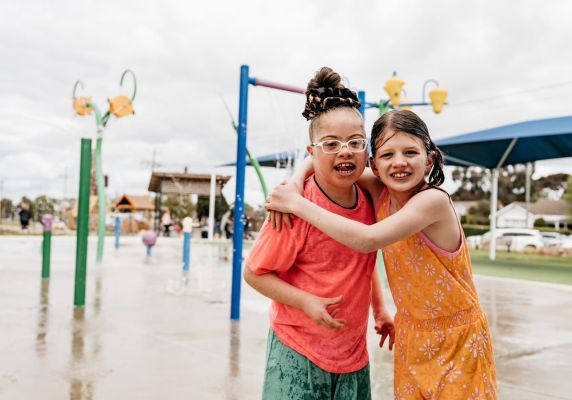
{"left": 112, "top": 194, "right": 155, "bottom": 233}
{"left": 113, "top": 194, "right": 155, "bottom": 212}
{"left": 497, "top": 200, "right": 569, "bottom": 229}
{"left": 148, "top": 170, "right": 231, "bottom": 231}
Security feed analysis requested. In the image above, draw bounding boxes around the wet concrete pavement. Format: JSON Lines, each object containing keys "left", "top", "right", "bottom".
{"left": 1, "top": 235, "right": 571, "bottom": 399}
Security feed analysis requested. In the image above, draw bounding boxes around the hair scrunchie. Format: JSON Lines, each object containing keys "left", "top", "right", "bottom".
{"left": 302, "top": 87, "right": 361, "bottom": 121}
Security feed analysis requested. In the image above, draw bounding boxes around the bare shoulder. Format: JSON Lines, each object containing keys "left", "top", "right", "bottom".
{"left": 357, "top": 168, "right": 385, "bottom": 202}
{"left": 407, "top": 188, "right": 451, "bottom": 213}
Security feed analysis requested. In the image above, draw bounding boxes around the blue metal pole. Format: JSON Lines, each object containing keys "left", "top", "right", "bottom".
{"left": 358, "top": 90, "right": 366, "bottom": 117}
{"left": 182, "top": 232, "right": 191, "bottom": 272}
{"left": 146, "top": 246, "right": 152, "bottom": 256}
{"left": 182, "top": 216, "right": 193, "bottom": 272}
{"left": 230, "top": 65, "right": 249, "bottom": 321}
{"left": 114, "top": 216, "right": 120, "bottom": 250}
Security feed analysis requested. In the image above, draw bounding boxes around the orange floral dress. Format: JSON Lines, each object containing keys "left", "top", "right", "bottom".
{"left": 377, "top": 189, "right": 497, "bottom": 399}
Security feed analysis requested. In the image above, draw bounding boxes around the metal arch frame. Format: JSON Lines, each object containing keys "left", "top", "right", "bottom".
{"left": 230, "top": 66, "right": 367, "bottom": 321}
{"left": 230, "top": 68, "right": 450, "bottom": 320}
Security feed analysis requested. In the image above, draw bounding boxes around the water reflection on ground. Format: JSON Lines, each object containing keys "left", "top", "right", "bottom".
{"left": 0, "top": 236, "right": 571, "bottom": 399}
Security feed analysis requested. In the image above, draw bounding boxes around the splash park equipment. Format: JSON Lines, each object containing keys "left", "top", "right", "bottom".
{"left": 72, "top": 70, "right": 137, "bottom": 264}
{"left": 74, "top": 139, "right": 92, "bottom": 308}
{"left": 142, "top": 231, "right": 157, "bottom": 256}
{"left": 41, "top": 214, "right": 53, "bottom": 279}
{"left": 230, "top": 65, "right": 448, "bottom": 320}
{"left": 182, "top": 217, "right": 192, "bottom": 273}
{"left": 114, "top": 215, "right": 121, "bottom": 250}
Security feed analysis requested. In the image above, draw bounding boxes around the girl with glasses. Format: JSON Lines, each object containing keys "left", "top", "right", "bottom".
{"left": 244, "top": 67, "right": 395, "bottom": 400}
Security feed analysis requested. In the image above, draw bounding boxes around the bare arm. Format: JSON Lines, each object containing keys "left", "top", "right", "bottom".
{"left": 243, "top": 267, "right": 346, "bottom": 329}
{"left": 269, "top": 157, "right": 313, "bottom": 230}
{"left": 271, "top": 158, "right": 384, "bottom": 229}
{"left": 371, "top": 265, "right": 395, "bottom": 350}
{"left": 357, "top": 167, "right": 384, "bottom": 203}
{"left": 267, "top": 183, "right": 450, "bottom": 253}
{"left": 292, "top": 158, "right": 383, "bottom": 203}
{"left": 290, "top": 156, "right": 313, "bottom": 189}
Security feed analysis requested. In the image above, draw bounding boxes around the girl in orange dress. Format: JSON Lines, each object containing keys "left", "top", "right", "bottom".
{"left": 267, "top": 109, "right": 497, "bottom": 399}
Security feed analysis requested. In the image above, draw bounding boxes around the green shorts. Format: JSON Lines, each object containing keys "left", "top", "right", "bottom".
{"left": 262, "top": 330, "right": 371, "bottom": 400}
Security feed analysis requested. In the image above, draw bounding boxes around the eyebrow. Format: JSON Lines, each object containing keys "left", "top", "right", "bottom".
{"left": 318, "top": 133, "right": 366, "bottom": 141}
{"left": 378, "top": 145, "right": 422, "bottom": 153}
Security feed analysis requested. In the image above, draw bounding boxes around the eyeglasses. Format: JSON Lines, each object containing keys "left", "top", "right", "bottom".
{"left": 311, "top": 138, "right": 368, "bottom": 154}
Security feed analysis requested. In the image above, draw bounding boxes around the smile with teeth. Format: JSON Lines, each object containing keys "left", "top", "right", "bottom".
{"left": 334, "top": 163, "right": 356, "bottom": 175}
{"left": 390, "top": 172, "right": 411, "bottom": 179}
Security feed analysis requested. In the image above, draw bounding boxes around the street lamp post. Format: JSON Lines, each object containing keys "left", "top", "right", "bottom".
{"left": 72, "top": 70, "right": 137, "bottom": 264}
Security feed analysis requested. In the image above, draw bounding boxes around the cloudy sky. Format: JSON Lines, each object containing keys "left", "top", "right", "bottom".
{"left": 1, "top": 0, "right": 571, "bottom": 206}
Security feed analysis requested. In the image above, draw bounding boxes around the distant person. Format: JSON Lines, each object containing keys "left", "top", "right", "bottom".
{"left": 214, "top": 220, "right": 221, "bottom": 238}
{"left": 18, "top": 204, "right": 32, "bottom": 231}
{"left": 221, "top": 210, "right": 234, "bottom": 239}
{"left": 161, "top": 209, "right": 172, "bottom": 237}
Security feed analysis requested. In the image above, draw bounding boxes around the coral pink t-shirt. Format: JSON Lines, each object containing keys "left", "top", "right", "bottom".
{"left": 246, "top": 176, "right": 376, "bottom": 373}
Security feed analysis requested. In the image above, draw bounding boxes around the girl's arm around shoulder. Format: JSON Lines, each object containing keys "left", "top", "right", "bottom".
{"left": 356, "top": 167, "right": 384, "bottom": 205}
{"left": 285, "top": 187, "right": 451, "bottom": 253}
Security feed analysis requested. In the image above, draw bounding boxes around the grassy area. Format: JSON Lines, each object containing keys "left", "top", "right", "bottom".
{"left": 470, "top": 249, "right": 572, "bottom": 285}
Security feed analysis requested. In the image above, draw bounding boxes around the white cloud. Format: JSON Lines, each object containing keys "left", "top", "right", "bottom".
{"left": 1, "top": 0, "right": 572, "bottom": 204}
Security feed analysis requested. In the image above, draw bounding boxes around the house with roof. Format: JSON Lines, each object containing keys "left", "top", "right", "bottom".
{"left": 497, "top": 200, "right": 569, "bottom": 229}
{"left": 112, "top": 194, "right": 155, "bottom": 233}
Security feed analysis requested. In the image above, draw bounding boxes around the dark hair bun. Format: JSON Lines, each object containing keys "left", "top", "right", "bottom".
{"left": 302, "top": 67, "right": 361, "bottom": 120}
{"left": 306, "top": 67, "right": 345, "bottom": 93}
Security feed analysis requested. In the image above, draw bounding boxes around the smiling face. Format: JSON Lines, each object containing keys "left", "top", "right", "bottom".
{"left": 371, "top": 130, "right": 434, "bottom": 195}
{"left": 308, "top": 107, "right": 367, "bottom": 193}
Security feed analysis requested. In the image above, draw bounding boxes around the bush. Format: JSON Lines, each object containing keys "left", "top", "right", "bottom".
{"left": 462, "top": 224, "right": 489, "bottom": 237}
{"left": 534, "top": 218, "right": 547, "bottom": 227}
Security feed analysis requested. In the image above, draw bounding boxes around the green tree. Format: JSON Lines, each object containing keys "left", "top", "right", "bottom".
{"left": 0, "top": 198, "right": 13, "bottom": 219}
{"left": 33, "top": 195, "right": 57, "bottom": 217}
{"left": 163, "top": 194, "right": 196, "bottom": 221}
{"left": 451, "top": 164, "right": 569, "bottom": 205}
{"left": 563, "top": 175, "right": 572, "bottom": 220}
{"left": 196, "top": 195, "right": 229, "bottom": 221}
{"left": 466, "top": 200, "right": 490, "bottom": 225}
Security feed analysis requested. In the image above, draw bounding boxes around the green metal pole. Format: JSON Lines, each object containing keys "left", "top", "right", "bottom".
{"left": 246, "top": 149, "right": 269, "bottom": 200}
{"left": 41, "top": 215, "right": 53, "bottom": 279}
{"left": 222, "top": 97, "right": 269, "bottom": 205}
{"left": 74, "top": 138, "right": 92, "bottom": 308}
{"left": 94, "top": 135, "right": 106, "bottom": 264}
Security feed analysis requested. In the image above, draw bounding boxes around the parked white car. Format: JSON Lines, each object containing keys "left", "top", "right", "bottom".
{"left": 540, "top": 232, "right": 565, "bottom": 247}
{"left": 479, "top": 228, "right": 544, "bottom": 252}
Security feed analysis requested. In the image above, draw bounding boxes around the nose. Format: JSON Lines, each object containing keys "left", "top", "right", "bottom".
{"left": 338, "top": 142, "right": 352, "bottom": 156}
{"left": 393, "top": 154, "right": 407, "bottom": 166}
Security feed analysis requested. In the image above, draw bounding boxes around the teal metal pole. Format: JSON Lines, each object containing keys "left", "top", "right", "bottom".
{"left": 41, "top": 214, "right": 53, "bottom": 279}
{"left": 94, "top": 135, "right": 106, "bottom": 264}
{"left": 74, "top": 138, "right": 92, "bottom": 307}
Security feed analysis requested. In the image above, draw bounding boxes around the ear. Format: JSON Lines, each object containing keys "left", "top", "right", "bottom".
{"left": 370, "top": 156, "right": 381, "bottom": 178}
{"left": 306, "top": 144, "right": 314, "bottom": 157}
{"left": 425, "top": 151, "right": 435, "bottom": 174}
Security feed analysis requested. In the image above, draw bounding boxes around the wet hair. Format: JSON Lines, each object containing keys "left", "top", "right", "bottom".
{"left": 370, "top": 109, "right": 446, "bottom": 188}
{"left": 303, "top": 67, "right": 362, "bottom": 140}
